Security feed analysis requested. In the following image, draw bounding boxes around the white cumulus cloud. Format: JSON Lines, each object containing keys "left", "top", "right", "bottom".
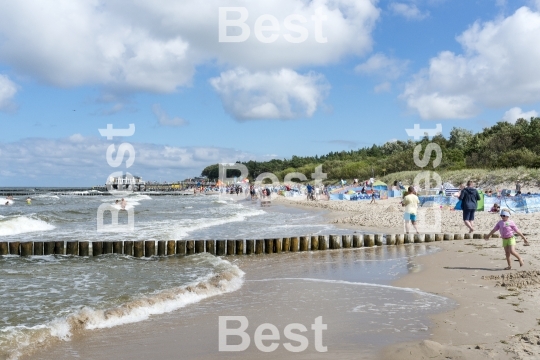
{"left": 210, "top": 68, "right": 330, "bottom": 120}
{"left": 152, "top": 104, "right": 188, "bottom": 127}
{"left": 355, "top": 53, "right": 409, "bottom": 80}
{"left": 389, "top": 2, "right": 429, "bottom": 20}
{"left": 402, "top": 6, "right": 540, "bottom": 120}
{"left": 0, "top": 74, "right": 17, "bottom": 111}
{"left": 502, "top": 107, "right": 538, "bottom": 123}
{"left": 0, "top": 0, "right": 380, "bottom": 95}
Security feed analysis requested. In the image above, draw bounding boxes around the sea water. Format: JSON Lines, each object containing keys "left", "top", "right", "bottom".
{"left": 0, "top": 194, "right": 454, "bottom": 359}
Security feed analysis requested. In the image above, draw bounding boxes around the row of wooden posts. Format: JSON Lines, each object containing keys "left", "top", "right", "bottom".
{"left": 0, "top": 233, "right": 491, "bottom": 257}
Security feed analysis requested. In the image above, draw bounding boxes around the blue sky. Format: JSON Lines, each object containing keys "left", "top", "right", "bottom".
{"left": 1, "top": 0, "right": 540, "bottom": 186}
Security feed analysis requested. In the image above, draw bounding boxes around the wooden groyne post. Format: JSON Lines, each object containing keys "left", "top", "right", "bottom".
{"left": 20, "top": 242, "right": 33, "bottom": 256}
{"left": 246, "top": 240, "right": 254, "bottom": 255}
{"left": 353, "top": 234, "right": 363, "bottom": 248}
{"left": 0, "top": 242, "right": 8, "bottom": 255}
{"left": 66, "top": 241, "right": 78, "bottom": 256}
{"left": 206, "top": 240, "right": 215, "bottom": 255}
{"left": 158, "top": 240, "right": 166, "bottom": 256}
{"left": 113, "top": 241, "right": 123, "bottom": 254}
{"left": 134, "top": 241, "right": 144, "bottom": 257}
{"left": 236, "top": 240, "right": 244, "bottom": 255}
{"left": 176, "top": 240, "right": 186, "bottom": 255}
{"left": 124, "top": 241, "right": 133, "bottom": 256}
{"left": 103, "top": 242, "right": 113, "bottom": 255}
{"left": 9, "top": 241, "right": 20, "bottom": 255}
{"left": 79, "top": 242, "right": 89, "bottom": 256}
{"left": 216, "top": 240, "right": 226, "bottom": 256}
{"left": 34, "top": 241, "right": 44, "bottom": 256}
{"left": 311, "top": 236, "right": 319, "bottom": 250}
{"left": 290, "top": 237, "right": 299, "bottom": 252}
{"left": 93, "top": 241, "right": 103, "bottom": 256}
{"left": 300, "top": 236, "right": 309, "bottom": 251}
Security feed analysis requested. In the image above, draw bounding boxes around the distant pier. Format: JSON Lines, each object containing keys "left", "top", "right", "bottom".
{"left": 0, "top": 183, "right": 218, "bottom": 197}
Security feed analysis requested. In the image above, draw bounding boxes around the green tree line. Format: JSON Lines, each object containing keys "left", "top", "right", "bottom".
{"left": 201, "top": 118, "right": 540, "bottom": 182}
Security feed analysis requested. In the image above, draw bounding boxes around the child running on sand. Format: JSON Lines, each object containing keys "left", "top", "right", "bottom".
{"left": 484, "top": 210, "right": 530, "bottom": 270}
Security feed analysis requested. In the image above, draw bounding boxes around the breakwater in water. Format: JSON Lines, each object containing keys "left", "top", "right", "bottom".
{"left": 0, "top": 232, "right": 494, "bottom": 257}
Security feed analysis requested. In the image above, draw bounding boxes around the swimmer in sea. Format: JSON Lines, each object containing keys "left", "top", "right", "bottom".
{"left": 120, "top": 198, "right": 127, "bottom": 210}
{"left": 26, "top": 197, "right": 31, "bottom": 205}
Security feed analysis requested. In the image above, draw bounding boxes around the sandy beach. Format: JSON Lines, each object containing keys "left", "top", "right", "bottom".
{"left": 17, "top": 195, "right": 540, "bottom": 360}
{"left": 272, "top": 196, "right": 540, "bottom": 236}
{"left": 273, "top": 196, "right": 540, "bottom": 359}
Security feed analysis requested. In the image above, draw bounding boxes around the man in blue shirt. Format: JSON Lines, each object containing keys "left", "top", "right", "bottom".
{"left": 459, "top": 180, "right": 481, "bottom": 233}
{"left": 307, "top": 184, "right": 313, "bottom": 200}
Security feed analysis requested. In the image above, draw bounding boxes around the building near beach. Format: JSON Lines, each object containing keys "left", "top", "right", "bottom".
{"left": 107, "top": 174, "right": 145, "bottom": 191}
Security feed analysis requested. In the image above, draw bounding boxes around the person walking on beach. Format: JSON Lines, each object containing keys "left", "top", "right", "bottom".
{"left": 402, "top": 186, "right": 419, "bottom": 234}
{"left": 370, "top": 190, "right": 376, "bottom": 204}
{"left": 484, "top": 210, "right": 530, "bottom": 270}
{"left": 459, "top": 180, "right": 480, "bottom": 233}
{"left": 306, "top": 183, "right": 313, "bottom": 201}
{"left": 516, "top": 180, "right": 522, "bottom": 195}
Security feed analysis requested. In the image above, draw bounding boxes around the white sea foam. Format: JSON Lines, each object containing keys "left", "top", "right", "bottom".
{"left": 249, "top": 277, "right": 450, "bottom": 301}
{"left": 0, "top": 258, "right": 244, "bottom": 360}
{"left": 0, "top": 216, "right": 55, "bottom": 236}
{"left": 34, "top": 194, "right": 60, "bottom": 199}
{"left": 131, "top": 194, "right": 152, "bottom": 201}
{"left": 0, "top": 198, "right": 14, "bottom": 205}
{"left": 110, "top": 202, "right": 138, "bottom": 210}
{"left": 173, "top": 208, "right": 265, "bottom": 238}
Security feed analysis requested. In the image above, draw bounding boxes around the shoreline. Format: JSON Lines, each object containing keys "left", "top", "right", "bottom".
{"left": 273, "top": 196, "right": 540, "bottom": 359}
{"left": 381, "top": 239, "right": 540, "bottom": 359}
{"left": 15, "top": 197, "right": 540, "bottom": 359}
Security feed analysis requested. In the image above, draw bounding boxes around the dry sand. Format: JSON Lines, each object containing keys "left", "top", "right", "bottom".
{"left": 273, "top": 196, "right": 540, "bottom": 359}
{"left": 272, "top": 196, "right": 540, "bottom": 236}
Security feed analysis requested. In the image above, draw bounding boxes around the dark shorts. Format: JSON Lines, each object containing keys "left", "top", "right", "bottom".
{"left": 463, "top": 209, "right": 476, "bottom": 221}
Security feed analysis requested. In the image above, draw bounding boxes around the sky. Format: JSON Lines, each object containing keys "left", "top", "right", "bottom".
{"left": 1, "top": 0, "right": 540, "bottom": 186}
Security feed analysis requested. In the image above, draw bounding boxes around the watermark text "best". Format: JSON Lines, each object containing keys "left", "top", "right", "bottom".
{"left": 219, "top": 7, "right": 327, "bottom": 44}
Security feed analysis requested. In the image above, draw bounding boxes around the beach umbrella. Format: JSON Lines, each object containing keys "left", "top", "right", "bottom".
{"left": 372, "top": 180, "right": 388, "bottom": 190}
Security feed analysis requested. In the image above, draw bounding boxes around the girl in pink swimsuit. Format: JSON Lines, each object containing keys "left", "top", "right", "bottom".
{"left": 485, "top": 210, "right": 530, "bottom": 270}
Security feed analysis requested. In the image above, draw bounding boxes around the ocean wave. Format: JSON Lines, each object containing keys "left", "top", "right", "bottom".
{"left": 250, "top": 277, "right": 450, "bottom": 301}
{"left": 0, "top": 198, "right": 14, "bottom": 205}
{"left": 127, "top": 194, "right": 152, "bottom": 201}
{"left": 0, "top": 257, "right": 244, "bottom": 360}
{"left": 173, "top": 208, "right": 265, "bottom": 238}
{"left": 0, "top": 216, "right": 55, "bottom": 236}
{"left": 33, "top": 194, "right": 60, "bottom": 200}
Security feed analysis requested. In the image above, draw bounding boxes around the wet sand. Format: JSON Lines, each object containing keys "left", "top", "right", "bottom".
{"left": 273, "top": 196, "right": 540, "bottom": 359}
{"left": 23, "top": 246, "right": 452, "bottom": 360}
